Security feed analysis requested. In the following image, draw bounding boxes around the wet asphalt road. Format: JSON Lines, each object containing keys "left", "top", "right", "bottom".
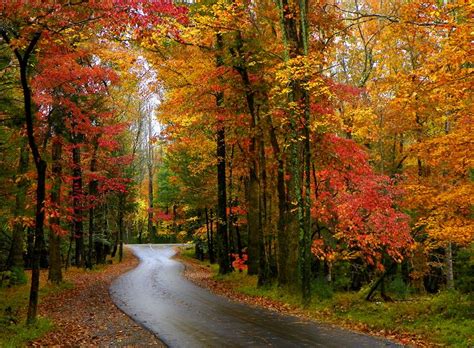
{"left": 110, "top": 244, "right": 401, "bottom": 348}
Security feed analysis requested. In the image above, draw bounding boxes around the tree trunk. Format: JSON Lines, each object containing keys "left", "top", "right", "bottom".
{"left": 118, "top": 193, "right": 125, "bottom": 262}
{"left": 147, "top": 112, "right": 155, "bottom": 241}
{"left": 216, "top": 119, "right": 230, "bottom": 274}
{"left": 366, "top": 262, "right": 397, "bottom": 301}
{"left": 86, "top": 139, "right": 99, "bottom": 269}
{"left": 232, "top": 35, "right": 261, "bottom": 275}
{"left": 72, "top": 145, "right": 84, "bottom": 267}
{"left": 209, "top": 209, "right": 216, "bottom": 264}
{"left": 257, "top": 115, "right": 270, "bottom": 286}
{"left": 268, "top": 123, "right": 288, "bottom": 286}
{"left": 10, "top": 31, "right": 46, "bottom": 324}
{"left": 445, "top": 242, "right": 454, "bottom": 290}
{"left": 138, "top": 219, "right": 143, "bottom": 244}
{"left": 205, "top": 207, "right": 216, "bottom": 263}
{"left": 27, "top": 159, "right": 46, "bottom": 324}
{"left": 275, "top": 0, "right": 312, "bottom": 304}
{"left": 215, "top": 33, "right": 231, "bottom": 274}
{"left": 247, "top": 169, "right": 260, "bottom": 275}
{"left": 48, "top": 137, "right": 63, "bottom": 283}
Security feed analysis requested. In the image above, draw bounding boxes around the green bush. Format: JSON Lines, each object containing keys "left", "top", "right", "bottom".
{"left": 312, "top": 278, "right": 334, "bottom": 300}
{"left": 454, "top": 245, "right": 474, "bottom": 293}
{"left": 387, "top": 274, "right": 411, "bottom": 300}
{"left": 9, "top": 267, "right": 27, "bottom": 286}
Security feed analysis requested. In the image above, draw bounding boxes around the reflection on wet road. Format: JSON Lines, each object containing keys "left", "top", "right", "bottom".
{"left": 110, "top": 244, "right": 401, "bottom": 348}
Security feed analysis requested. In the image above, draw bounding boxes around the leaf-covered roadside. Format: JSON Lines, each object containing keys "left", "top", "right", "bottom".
{"left": 177, "top": 247, "right": 473, "bottom": 348}
{"left": 1, "top": 249, "right": 163, "bottom": 347}
{"left": 31, "top": 249, "right": 163, "bottom": 347}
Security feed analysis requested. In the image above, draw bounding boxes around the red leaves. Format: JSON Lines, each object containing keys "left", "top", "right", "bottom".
{"left": 312, "top": 134, "right": 412, "bottom": 266}
{"left": 231, "top": 253, "right": 248, "bottom": 272}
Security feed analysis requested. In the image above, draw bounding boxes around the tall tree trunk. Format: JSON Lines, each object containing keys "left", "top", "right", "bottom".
{"left": 227, "top": 145, "right": 236, "bottom": 254}
{"left": 15, "top": 32, "right": 47, "bottom": 324}
{"left": 147, "top": 113, "right": 155, "bottom": 241}
{"left": 300, "top": 91, "right": 312, "bottom": 305}
{"left": 7, "top": 139, "right": 29, "bottom": 284}
{"left": 275, "top": 0, "right": 302, "bottom": 290}
{"left": 258, "top": 117, "right": 270, "bottom": 286}
{"left": 209, "top": 209, "right": 216, "bottom": 264}
{"left": 215, "top": 33, "right": 231, "bottom": 274}
{"left": 247, "top": 168, "right": 260, "bottom": 275}
{"left": 268, "top": 123, "right": 288, "bottom": 286}
{"left": 72, "top": 145, "right": 84, "bottom": 267}
{"left": 232, "top": 33, "right": 261, "bottom": 275}
{"left": 445, "top": 242, "right": 454, "bottom": 290}
{"left": 1, "top": 26, "right": 44, "bottom": 325}
{"left": 87, "top": 139, "right": 99, "bottom": 269}
{"left": 275, "top": 0, "right": 312, "bottom": 304}
{"left": 48, "top": 137, "right": 63, "bottom": 283}
{"left": 27, "top": 159, "right": 46, "bottom": 324}
{"left": 205, "top": 207, "right": 215, "bottom": 263}
{"left": 118, "top": 193, "right": 125, "bottom": 262}
{"left": 216, "top": 115, "right": 231, "bottom": 273}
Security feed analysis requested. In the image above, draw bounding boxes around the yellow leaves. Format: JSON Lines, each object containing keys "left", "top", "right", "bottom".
{"left": 343, "top": 106, "right": 378, "bottom": 142}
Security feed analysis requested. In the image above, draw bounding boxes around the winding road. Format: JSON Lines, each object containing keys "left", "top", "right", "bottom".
{"left": 110, "top": 244, "right": 401, "bottom": 348}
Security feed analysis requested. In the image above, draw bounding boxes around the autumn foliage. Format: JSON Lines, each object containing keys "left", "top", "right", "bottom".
{"left": 0, "top": 0, "right": 472, "bottom": 328}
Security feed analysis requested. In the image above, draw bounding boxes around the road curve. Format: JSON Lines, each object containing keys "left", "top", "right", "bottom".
{"left": 110, "top": 244, "right": 400, "bottom": 348}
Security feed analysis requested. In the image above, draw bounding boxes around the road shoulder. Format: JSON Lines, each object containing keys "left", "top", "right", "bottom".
{"left": 31, "top": 248, "right": 164, "bottom": 347}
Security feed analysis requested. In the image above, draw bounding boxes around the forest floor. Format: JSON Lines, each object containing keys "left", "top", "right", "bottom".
{"left": 177, "top": 247, "right": 473, "bottom": 348}
{"left": 0, "top": 248, "right": 164, "bottom": 347}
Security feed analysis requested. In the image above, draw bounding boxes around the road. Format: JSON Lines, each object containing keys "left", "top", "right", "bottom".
{"left": 110, "top": 244, "right": 401, "bottom": 348}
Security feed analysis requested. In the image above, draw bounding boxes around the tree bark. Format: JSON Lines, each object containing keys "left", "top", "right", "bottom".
{"left": 445, "top": 242, "right": 454, "bottom": 290}
{"left": 216, "top": 115, "right": 231, "bottom": 273}
{"left": 215, "top": 33, "right": 231, "bottom": 274}
{"left": 48, "top": 137, "right": 63, "bottom": 283}
{"left": 268, "top": 123, "right": 289, "bottom": 286}
{"left": 8, "top": 30, "right": 47, "bottom": 324}
{"left": 258, "top": 116, "right": 270, "bottom": 286}
{"left": 72, "top": 144, "right": 84, "bottom": 267}
{"left": 147, "top": 112, "right": 155, "bottom": 241}
{"left": 86, "top": 139, "right": 99, "bottom": 269}
{"left": 118, "top": 193, "right": 125, "bottom": 262}
{"left": 232, "top": 33, "right": 261, "bottom": 275}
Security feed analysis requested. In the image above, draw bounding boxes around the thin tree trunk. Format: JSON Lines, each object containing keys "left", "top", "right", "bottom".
{"left": 215, "top": 33, "right": 231, "bottom": 274}
{"left": 247, "top": 169, "right": 260, "bottom": 275}
{"left": 209, "top": 209, "right": 216, "bottom": 264}
{"left": 228, "top": 146, "right": 236, "bottom": 254}
{"left": 118, "top": 193, "right": 125, "bottom": 262}
{"left": 13, "top": 32, "right": 47, "bottom": 324}
{"left": 86, "top": 139, "right": 99, "bottom": 269}
{"left": 269, "top": 123, "right": 288, "bottom": 286}
{"left": 445, "top": 242, "right": 454, "bottom": 290}
{"left": 205, "top": 207, "right": 215, "bottom": 263}
{"left": 72, "top": 145, "right": 84, "bottom": 267}
{"left": 257, "top": 115, "right": 270, "bottom": 286}
{"left": 48, "top": 137, "right": 63, "bottom": 283}
{"left": 147, "top": 112, "right": 155, "bottom": 241}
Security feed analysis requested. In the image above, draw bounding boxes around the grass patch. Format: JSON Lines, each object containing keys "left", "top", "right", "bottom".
{"left": 179, "top": 245, "right": 198, "bottom": 260}
{"left": 0, "top": 317, "right": 53, "bottom": 348}
{"left": 0, "top": 247, "right": 135, "bottom": 346}
{"left": 185, "top": 253, "right": 474, "bottom": 347}
{"left": 0, "top": 274, "right": 74, "bottom": 347}
{"left": 322, "top": 291, "right": 474, "bottom": 347}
